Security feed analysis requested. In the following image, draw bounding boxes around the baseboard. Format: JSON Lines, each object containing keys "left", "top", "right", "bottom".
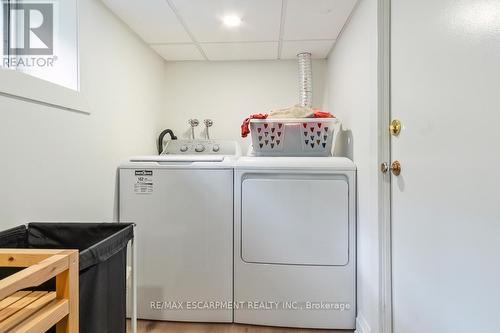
{"left": 355, "top": 313, "right": 371, "bottom": 333}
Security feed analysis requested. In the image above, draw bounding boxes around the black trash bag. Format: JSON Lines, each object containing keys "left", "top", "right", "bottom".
{"left": 0, "top": 223, "right": 134, "bottom": 333}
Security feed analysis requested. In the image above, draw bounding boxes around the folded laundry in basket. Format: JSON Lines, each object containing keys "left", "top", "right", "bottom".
{"left": 241, "top": 108, "right": 334, "bottom": 138}
{"left": 268, "top": 105, "right": 315, "bottom": 119}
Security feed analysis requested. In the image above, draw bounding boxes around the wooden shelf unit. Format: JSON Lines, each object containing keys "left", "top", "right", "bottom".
{"left": 0, "top": 249, "right": 79, "bottom": 333}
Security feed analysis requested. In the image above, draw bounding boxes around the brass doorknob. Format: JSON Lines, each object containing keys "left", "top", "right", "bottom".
{"left": 380, "top": 161, "right": 402, "bottom": 176}
{"left": 391, "top": 160, "right": 401, "bottom": 176}
{"left": 389, "top": 119, "right": 401, "bottom": 136}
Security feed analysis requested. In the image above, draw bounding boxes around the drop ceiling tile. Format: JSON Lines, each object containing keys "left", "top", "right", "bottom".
{"left": 151, "top": 44, "right": 205, "bottom": 61}
{"left": 170, "top": 0, "right": 282, "bottom": 42}
{"left": 280, "top": 40, "right": 335, "bottom": 59}
{"left": 101, "top": 0, "right": 191, "bottom": 43}
{"left": 201, "top": 42, "right": 278, "bottom": 61}
{"left": 283, "top": 0, "right": 357, "bottom": 40}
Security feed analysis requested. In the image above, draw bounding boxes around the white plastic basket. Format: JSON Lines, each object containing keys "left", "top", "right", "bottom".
{"left": 249, "top": 118, "right": 340, "bottom": 156}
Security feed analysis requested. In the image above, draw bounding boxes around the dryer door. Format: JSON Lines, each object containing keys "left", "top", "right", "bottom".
{"left": 241, "top": 175, "right": 349, "bottom": 266}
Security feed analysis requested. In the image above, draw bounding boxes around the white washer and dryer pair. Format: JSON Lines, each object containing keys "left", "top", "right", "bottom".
{"left": 119, "top": 140, "right": 356, "bottom": 329}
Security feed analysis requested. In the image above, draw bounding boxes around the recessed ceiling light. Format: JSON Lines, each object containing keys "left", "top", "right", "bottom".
{"left": 222, "top": 15, "right": 242, "bottom": 28}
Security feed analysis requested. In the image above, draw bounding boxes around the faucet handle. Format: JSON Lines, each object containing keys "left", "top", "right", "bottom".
{"left": 188, "top": 119, "right": 199, "bottom": 140}
{"left": 204, "top": 119, "right": 213, "bottom": 140}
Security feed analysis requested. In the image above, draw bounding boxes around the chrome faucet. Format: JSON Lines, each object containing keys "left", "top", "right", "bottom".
{"left": 188, "top": 119, "right": 199, "bottom": 140}
{"left": 204, "top": 119, "right": 213, "bottom": 140}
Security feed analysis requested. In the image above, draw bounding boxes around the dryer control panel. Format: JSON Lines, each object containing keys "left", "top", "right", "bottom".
{"left": 162, "top": 140, "right": 238, "bottom": 156}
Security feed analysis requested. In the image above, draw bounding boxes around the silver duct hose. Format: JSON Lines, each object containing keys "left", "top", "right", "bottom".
{"left": 297, "top": 52, "right": 313, "bottom": 108}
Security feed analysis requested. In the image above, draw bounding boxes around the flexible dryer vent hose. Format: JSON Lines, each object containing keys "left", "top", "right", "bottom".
{"left": 297, "top": 52, "right": 313, "bottom": 108}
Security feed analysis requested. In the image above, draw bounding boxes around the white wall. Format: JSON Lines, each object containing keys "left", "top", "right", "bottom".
{"left": 163, "top": 60, "right": 327, "bottom": 153}
{"left": 0, "top": 0, "right": 165, "bottom": 226}
{"left": 323, "top": 0, "right": 379, "bottom": 332}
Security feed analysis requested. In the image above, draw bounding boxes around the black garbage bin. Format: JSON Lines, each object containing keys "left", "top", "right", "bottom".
{"left": 0, "top": 222, "right": 134, "bottom": 333}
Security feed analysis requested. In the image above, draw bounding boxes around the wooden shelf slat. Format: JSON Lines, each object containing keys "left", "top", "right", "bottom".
{"left": 0, "top": 292, "right": 56, "bottom": 332}
{"left": 0, "top": 292, "right": 49, "bottom": 324}
{"left": 0, "top": 292, "right": 32, "bottom": 312}
{"left": 7, "top": 299, "right": 69, "bottom": 333}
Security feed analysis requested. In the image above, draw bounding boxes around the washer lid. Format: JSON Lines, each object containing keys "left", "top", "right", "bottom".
{"left": 236, "top": 156, "right": 355, "bottom": 170}
{"left": 129, "top": 155, "right": 225, "bottom": 162}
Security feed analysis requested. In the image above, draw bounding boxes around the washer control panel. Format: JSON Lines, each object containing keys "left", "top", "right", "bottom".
{"left": 162, "top": 140, "right": 236, "bottom": 156}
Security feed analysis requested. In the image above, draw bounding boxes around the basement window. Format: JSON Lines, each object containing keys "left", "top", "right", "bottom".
{"left": 0, "top": 0, "right": 84, "bottom": 112}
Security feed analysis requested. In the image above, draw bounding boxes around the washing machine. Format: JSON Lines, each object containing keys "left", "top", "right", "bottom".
{"left": 234, "top": 156, "right": 356, "bottom": 329}
{"left": 119, "top": 140, "right": 240, "bottom": 322}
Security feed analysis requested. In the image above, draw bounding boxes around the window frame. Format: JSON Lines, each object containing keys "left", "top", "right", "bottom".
{"left": 0, "top": 0, "right": 88, "bottom": 114}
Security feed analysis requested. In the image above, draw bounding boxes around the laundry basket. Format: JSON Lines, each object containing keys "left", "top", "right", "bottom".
{"left": 0, "top": 222, "right": 134, "bottom": 333}
{"left": 249, "top": 118, "right": 340, "bottom": 156}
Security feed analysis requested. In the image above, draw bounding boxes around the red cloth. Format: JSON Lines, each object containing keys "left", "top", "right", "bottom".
{"left": 241, "top": 113, "right": 268, "bottom": 138}
{"left": 240, "top": 111, "right": 334, "bottom": 138}
{"left": 313, "top": 111, "right": 334, "bottom": 118}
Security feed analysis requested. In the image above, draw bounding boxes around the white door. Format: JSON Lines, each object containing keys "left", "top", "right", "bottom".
{"left": 391, "top": 0, "right": 500, "bottom": 332}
